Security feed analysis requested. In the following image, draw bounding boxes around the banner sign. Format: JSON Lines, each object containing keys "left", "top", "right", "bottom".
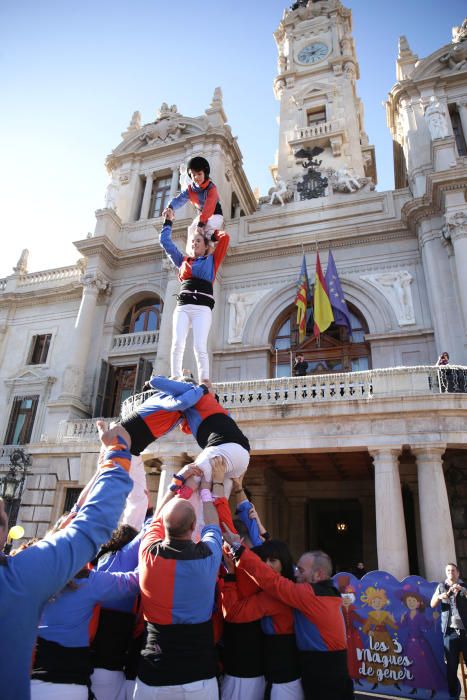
{"left": 332, "top": 571, "right": 449, "bottom": 699}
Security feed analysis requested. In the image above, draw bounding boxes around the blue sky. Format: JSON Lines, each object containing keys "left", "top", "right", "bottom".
{"left": 0, "top": 0, "right": 465, "bottom": 276}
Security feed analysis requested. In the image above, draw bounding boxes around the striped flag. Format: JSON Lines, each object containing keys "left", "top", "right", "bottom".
{"left": 313, "top": 252, "right": 334, "bottom": 338}
{"left": 294, "top": 255, "right": 310, "bottom": 344}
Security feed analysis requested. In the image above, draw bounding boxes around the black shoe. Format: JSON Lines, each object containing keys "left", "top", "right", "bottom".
{"left": 409, "top": 689, "right": 417, "bottom": 696}
{"left": 371, "top": 683, "right": 378, "bottom": 690}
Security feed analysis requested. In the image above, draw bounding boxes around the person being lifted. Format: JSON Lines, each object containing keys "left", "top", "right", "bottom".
{"left": 162, "top": 156, "right": 224, "bottom": 250}
{"left": 158, "top": 205, "right": 229, "bottom": 383}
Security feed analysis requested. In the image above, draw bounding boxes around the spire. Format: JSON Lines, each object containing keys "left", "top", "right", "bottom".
{"left": 396, "top": 35, "right": 418, "bottom": 81}
{"left": 121, "top": 110, "right": 141, "bottom": 140}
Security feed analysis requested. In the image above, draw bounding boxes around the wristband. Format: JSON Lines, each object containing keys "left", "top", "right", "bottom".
{"left": 233, "top": 489, "right": 243, "bottom": 495}
{"left": 213, "top": 482, "right": 224, "bottom": 486}
{"left": 169, "top": 473, "right": 186, "bottom": 493}
{"left": 200, "top": 383, "right": 209, "bottom": 395}
{"left": 197, "top": 220, "right": 206, "bottom": 227}
{"left": 200, "top": 488, "right": 214, "bottom": 503}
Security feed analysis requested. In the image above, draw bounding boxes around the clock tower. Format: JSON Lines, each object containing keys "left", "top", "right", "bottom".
{"left": 273, "top": 0, "right": 376, "bottom": 188}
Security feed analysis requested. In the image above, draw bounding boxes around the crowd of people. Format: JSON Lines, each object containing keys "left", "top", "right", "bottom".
{"left": 1, "top": 157, "right": 464, "bottom": 700}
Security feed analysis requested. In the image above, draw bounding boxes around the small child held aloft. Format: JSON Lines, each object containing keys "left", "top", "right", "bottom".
{"left": 162, "top": 156, "right": 223, "bottom": 252}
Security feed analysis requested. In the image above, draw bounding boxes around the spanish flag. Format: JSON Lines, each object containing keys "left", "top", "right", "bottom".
{"left": 313, "top": 252, "right": 334, "bottom": 338}
{"left": 294, "top": 255, "right": 310, "bottom": 344}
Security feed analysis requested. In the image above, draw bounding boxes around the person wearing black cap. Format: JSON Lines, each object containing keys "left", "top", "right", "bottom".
{"left": 162, "top": 156, "right": 224, "bottom": 252}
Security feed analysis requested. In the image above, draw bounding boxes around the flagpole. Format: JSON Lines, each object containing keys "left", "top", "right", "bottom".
{"left": 290, "top": 350, "right": 293, "bottom": 376}
{"left": 275, "top": 348, "right": 278, "bottom": 378}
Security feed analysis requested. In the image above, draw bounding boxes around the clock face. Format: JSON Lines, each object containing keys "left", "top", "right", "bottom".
{"left": 297, "top": 42, "right": 329, "bottom": 65}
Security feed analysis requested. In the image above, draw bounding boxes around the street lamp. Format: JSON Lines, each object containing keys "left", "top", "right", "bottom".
{"left": 0, "top": 448, "right": 31, "bottom": 521}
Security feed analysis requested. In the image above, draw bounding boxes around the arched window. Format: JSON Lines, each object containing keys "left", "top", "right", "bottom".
{"left": 122, "top": 297, "right": 163, "bottom": 334}
{"left": 271, "top": 303, "right": 370, "bottom": 378}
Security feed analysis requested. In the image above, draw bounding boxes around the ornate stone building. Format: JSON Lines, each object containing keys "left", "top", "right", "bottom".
{"left": 1, "top": 1, "right": 466, "bottom": 580}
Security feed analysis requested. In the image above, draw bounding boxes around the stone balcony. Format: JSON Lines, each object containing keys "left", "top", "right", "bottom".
{"left": 55, "top": 365, "right": 467, "bottom": 446}
{"left": 288, "top": 119, "right": 345, "bottom": 155}
{"left": 109, "top": 330, "right": 159, "bottom": 356}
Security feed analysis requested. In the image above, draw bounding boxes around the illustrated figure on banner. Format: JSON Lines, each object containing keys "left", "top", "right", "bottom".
{"left": 337, "top": 576, "right": 365, "bottom": 685}
{"left": 360, "top": 586, "right": 401, "bottom": 688}
{"left": 398, "top": 585, "right": 446, "bottom": 695}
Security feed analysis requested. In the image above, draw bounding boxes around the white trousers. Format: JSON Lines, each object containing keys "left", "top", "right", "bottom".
{"left": 172, "top": 303, "right": 212, "bottom": 382}
{"left": 31, "top": 679, "right": 87, "bottom": 699}
{"left": 122, "top": 455, "right": 148, "bottom": 531}
{"left": 271, "top": 678, "right": 304, "bottom": 700}
{"left": 91, "top": 668, "right": 127, "bottom": 700}
{"left": 221, "top": 674, "right": 265, "bottom": 700}
{"left": 133, "top": 676, "right": 218, "bottom": 699}
{"left": 186, "top": 214, "right": 224, "bottom": 253}
{"left": 192, "top": 443, "right": 250, "bottom": 538}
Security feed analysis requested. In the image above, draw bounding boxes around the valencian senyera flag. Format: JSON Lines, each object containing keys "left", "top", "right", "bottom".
{"left": 294, "top": 255, "right": 311, "bottom": 343}
{"left": 325, "top": 249, "right": 352, "bottom": 336}
{"left": 313, "top": 251, "right": 334, "bottom": 338}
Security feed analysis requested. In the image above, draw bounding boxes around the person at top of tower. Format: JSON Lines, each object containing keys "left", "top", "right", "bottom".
{"left": 162, "top": 156, "right": 224, "bottom": 253}
{"left": 158, "top": 207, "right": 229, "bottom": 383}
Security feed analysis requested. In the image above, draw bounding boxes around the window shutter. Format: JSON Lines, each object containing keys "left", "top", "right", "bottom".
{"left": 102, "top": 364, "right": 117, "bottom": 417}
{"left": 4, "top": 398, "right": 21, "bottom": 444}
{"left": 134, "top": 357, "right": 153, "bottom": 394}
{"left": 93, "top": 360, "right": 109, "bottom": 417}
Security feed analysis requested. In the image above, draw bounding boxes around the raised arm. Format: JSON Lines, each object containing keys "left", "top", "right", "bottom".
{"left": 12, "top": 426, "right": 133, "bottom": 604}
{"left": 234, "top": 546, "right": 315, "bottom": 615}
{"left": 212, "top": 230, "right": 230, "bottom": 277}
{"left": 221, "top": 579, "right": 285, "bottom": 623}
{"left": 159, "top": 219, "right": 184, "bottom": 269}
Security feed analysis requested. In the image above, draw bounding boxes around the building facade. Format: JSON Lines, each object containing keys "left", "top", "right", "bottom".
{"left": 1, "top": 0, "right": 466, "bottom": 580}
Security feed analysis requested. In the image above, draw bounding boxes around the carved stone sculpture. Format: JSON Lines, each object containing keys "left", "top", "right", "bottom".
{"left": 13, "top": 249, "right": 29, "bottom": 275}
{"left": 269, "top": 175, "right": 289, "bottom": 206}
{"left": 361, "top": 270, "right": 415, "bottom": 326}
{"left": 228, "top": 290, "right": 271, "bottom": 343}
{"left": 424, "top": 97, "right": 449, "bottom": 140}
{"left": 139, "top": 103, "right": 187, "bottom": 144}
{"left": 330, "top": 166, "right": 366, "bottom": 194}
{"left": 104, "top": 176, "right": 118, "bottom": 210}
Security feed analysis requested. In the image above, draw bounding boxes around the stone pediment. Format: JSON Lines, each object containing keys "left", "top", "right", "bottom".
{"left": 109, "top": 109, "right": 213, "bottom": 162}
{"left": 4, "top": 367, "right": 56, "bottom": 388}
{"left": 409, "top": 43, "right": 467, "bottom": 81}
{"left": 292, "top": 81, "right": 334, "bottom": 107}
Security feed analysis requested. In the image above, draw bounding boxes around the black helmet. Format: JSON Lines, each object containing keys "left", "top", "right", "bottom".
{"left": 187, "top": 156, "right": 210, "bottom": 179}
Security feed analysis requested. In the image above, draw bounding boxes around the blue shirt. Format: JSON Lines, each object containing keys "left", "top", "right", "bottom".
{"left": 0, "top": 466, "right": 132, "bottom": 700}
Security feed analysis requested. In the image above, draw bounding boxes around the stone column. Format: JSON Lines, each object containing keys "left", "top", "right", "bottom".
{"left": 153, "top": 261, "right": 179, "bottom": 377}
{"left": 247, "top": 484, "right": 268, "bottom": 526}
{"left": 61, "top": 271, "right": 110, "bottom": 399}
{"left": 170, "top": 168, "right": 179, "bottom": 197}
{"left": 287, "top": 496, "right": 306, "bottom": 561}
{"left": 419, "top": 225, "right": 458, "bottom": 355}
{"left": 446, "top": 211, "right": 467, "bottom": 334}
{"left": 369, "top": 448, "right": 409, "bottom": 579}
{"left": 139, "top": 173, "right": 154, "bottom": 220}
{"left": 413, "top": 445, "right": 455, "bottom": 581}
{"left": 155, "top": 455, "right": 186, "bottom": 513}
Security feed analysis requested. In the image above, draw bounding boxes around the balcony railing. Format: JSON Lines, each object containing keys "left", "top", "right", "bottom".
{"left": 110, "top": 330, "right": 159, "bottom": 355}
{"left": 56, "top": 366, "right": 467, "bottom": 444}
{"left": 57, "top": 418, "right": 118, "bottom": 442}
{"left": 120, "top": 365, "right": 467, "bottom": 416}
